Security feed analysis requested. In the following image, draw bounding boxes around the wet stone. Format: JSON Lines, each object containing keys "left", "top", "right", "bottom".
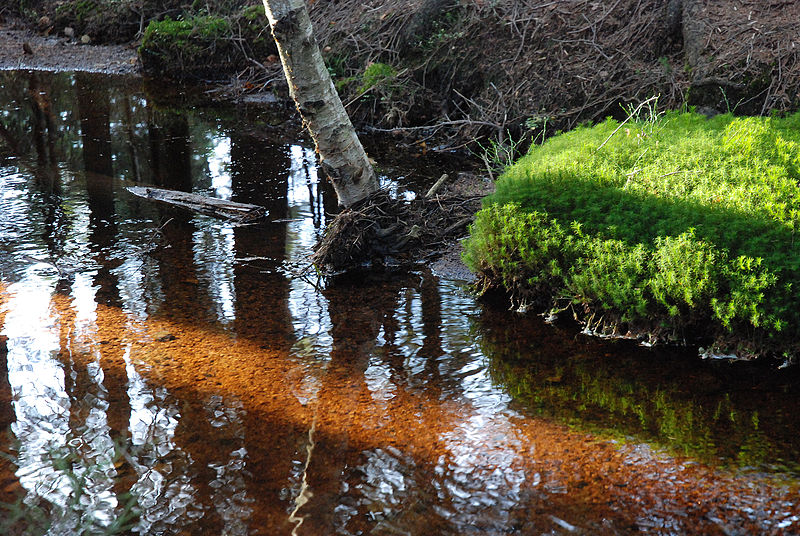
{"left": 155, "top": 331, "right": 177, "bottom": 342}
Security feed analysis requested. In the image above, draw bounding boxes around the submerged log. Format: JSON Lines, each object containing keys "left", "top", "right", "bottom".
{"left": 126, "top": 186, "right": 267, "bottom": 223}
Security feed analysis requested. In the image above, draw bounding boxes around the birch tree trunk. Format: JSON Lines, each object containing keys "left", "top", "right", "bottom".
{"left": 262, "top": 0, "right": 379, "bottom": 207}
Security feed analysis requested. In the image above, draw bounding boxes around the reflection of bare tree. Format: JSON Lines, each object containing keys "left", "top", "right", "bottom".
{"left": 76, "top": 73, "right": 113, "bottom": 178}
{"left": 59, "top": 280, "right": 127, "bottom": 531}
{"left": 148, "top": 106, "right": 192, "bottom": 190}
{"left": 27, "top": 72, "right": 58, "bottom": 170}
{"left": 153, "top": 216, "right": 214, "bottom": 324}
{"left": 76, "top": 72, "right": 122, "bottom": 310}
{"left": 231, "top": 133, "right": 289, "bottom": 220}
{"left": 23, "top": 74, "right": 70, "bottom": 263}
{"left": 143, "top": 109, "right": 216, "bottom": 323}
{"left": 121, "top": 96, "right": 142, "bottom": 183}
{"left": 0, "top": 122, "right": 22, "bottom": 157}
{"left": 419, "top": 273, "right": 443, "bottom": 358}
{"left": 0, "top": 73, "right": 59, "bottom": 200}
{"left": 229, "top": 132, "right": 294, "bottom": 348}
{"left": 0, "top": 335, "right": 12, "bottom": 432}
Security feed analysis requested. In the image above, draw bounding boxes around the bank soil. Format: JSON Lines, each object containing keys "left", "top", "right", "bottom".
{"left": 0, "top": 20, "right": 137, "bottom": 75}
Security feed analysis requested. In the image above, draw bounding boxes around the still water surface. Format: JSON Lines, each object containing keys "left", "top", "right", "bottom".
{"left": 1, "top": 70, "right": 800, "bottom": 534}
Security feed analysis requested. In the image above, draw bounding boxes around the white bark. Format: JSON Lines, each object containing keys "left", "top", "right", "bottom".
{"left": 262, "top": 0, "right": 379, "bottom": 207}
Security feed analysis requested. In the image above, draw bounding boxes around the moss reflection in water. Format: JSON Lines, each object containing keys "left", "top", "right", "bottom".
{"left": 477, "top": 311, "right": 800, "bottom": 476}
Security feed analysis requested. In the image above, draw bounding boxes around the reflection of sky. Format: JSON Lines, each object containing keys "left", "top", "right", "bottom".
{"left": 182, "top": 134, "right": 242, "bottom": 327}
{"left": 3, "top": 274, "right": 122, "bottom": 532}
{"left": 124, "top": 345, "right": 198, "bottom": 533}
{"left": 286, "top": 145, "right": 332, "bottom": 358}
{"left": 364, "top": 357, "right": 396, "bottom": 403}
{"left": 435, "top": 281, "right": 530, "bottom": 527}
{"left": 70, "top": 272, "right": 98, "bottom": 346}
{"left": 192, "top": 220, "right": 237, "bottom": 325}
{"left": 0, "top": 171, "right": 28, "bottom": 260}
{"left": 67, "top": 274, "right": 121, "bottom": 530}
{"left": 4, "top": 278, "right": 69, "bottom": 508}
{"left": 208, "top": 136, "right": 232, "bottom": 200}
{"left": 191, "top": 135, "right": 238, "bottom": 325}
{"left": 114, "top": 252, "right": 152, "bottom": 321}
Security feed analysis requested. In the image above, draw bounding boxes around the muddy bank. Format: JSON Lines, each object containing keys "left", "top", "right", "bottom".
{"left": 0, "top": 21, "right": 138, "bottom": 75}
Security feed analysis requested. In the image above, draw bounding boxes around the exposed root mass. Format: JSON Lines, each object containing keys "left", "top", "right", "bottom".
{"left": 312, "top": 189, "right": 484, "bottom": 274}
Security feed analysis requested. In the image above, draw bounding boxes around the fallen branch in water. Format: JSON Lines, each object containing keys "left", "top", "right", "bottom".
{"left": 126, "top": 186, "right": 268, "bottom": 223}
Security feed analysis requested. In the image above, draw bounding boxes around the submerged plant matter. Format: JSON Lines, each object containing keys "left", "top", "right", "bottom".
{"left": 464, "top": 110, "right": 800, "bottom": 359}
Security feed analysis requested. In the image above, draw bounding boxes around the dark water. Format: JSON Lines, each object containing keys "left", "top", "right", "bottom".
{"left": 1, "top": 70, "right": 800, "bottom": 535}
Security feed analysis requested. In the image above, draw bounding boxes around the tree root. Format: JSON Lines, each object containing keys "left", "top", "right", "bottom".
{"left": 311, "top": 189, "right": 483, "bottom": 274}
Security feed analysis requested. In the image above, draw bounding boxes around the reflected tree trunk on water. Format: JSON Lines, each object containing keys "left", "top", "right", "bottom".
{"left": 0, "top": 335, "right": 12, "bottom": 432}
{"left": 76, "top": 73, "right": 113, "bottom": 179}
{"left": 0, "top": 122, "right": 22, "bottom": 158}
{"left": 27, "top": 72, "right": 59, "bottom": 172}
{"left": 0, "top": 332, "right": 16, "bottom": 509}
{"left": 230, "top": 132, "right": 294, "bottom": 349}
{"left": 75, "top": 75, "right": 131, "bottom": 447}
{"left": 147, "top": 105, "right": 193, "bottom": 191}
{"left": 152, "top": 211, "right": 208, "bottom": 323}
{"left": 146, "top": 102, "right": 162, "bottom": 185}
{"left": 145, "top": 109, "right": 212, "bottom": 321}
{"left": 230, "top": 133, "right": 289, "bottom": 220}
{"left": 75, "top": 73, "right": 131, "bottom": 478}
{"left": 121, "top": 95, "right": 142, "bottom": 183}
{"left": 76, "top": 72, "right": 121, "bottom": 309}
{"left": 419, "top": 273, "right": 445, "bottom": 387}
{"left": 26, "top": 73, "right": 67, "bottom": 261}
{"left": 171, "top": 395, "right": 239, "bottom": 534}
{"left": 0, "top": 73, "right": 59, "bottom": 189}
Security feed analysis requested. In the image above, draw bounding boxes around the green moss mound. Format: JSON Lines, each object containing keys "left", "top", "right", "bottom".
{"left": 464, "top": 110, "right": 800, "bottom": 359}
{"left": 138, "top": 6, "right": 275, "bottom": 81}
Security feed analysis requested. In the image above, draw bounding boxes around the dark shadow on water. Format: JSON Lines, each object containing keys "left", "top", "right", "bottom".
{"left": 476, "top": 304, "right": 800, "bottom": 475}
